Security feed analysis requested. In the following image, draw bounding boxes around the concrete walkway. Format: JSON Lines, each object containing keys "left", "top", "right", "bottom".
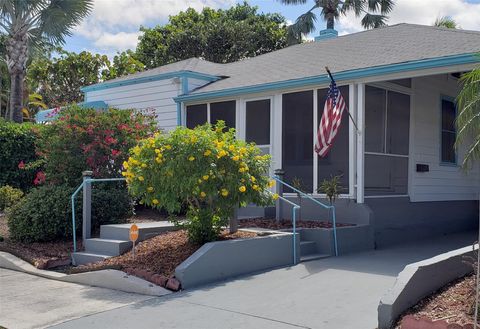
{"left": 2, "top": 232, "right": 476, "bottom": 329}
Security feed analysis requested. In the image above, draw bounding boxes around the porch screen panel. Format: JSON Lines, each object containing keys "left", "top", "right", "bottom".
{"left": 317, "top": 87, "right": 349, "bottom": 193}
{"left": 186, "top": 104, "right": 207, "bottom": 129}
{"left": 365, "top": 155, "right": 408, "bottom": 195}
{"left": 246, "top": 99, "right": 270, "bottom": 145}
{"left": 387, "top": 91, "right": 410, "bottom": 155}
{"left": 282, "top": 91, "right": 313, "bottom": 193}
{"left": 210, "top": 101, "right": 236, "bottom": 129}
{"left": 365, "top": 86, "right": 386, "bottom": 153}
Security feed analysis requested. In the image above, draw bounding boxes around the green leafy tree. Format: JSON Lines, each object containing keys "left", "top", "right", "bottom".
{"left": 102, "top": 50, "right": 145, "bottom": 81}
{"left": 0, "top": 0, "right": 93, "bottom": 122}
{"left": 434, "top": 16, "right": 459, "bottom": 29}
{"left": 279, "top": 0, "right": 394, "bottom": 43}
{"left": 456, "top": 62, "right": 480, "bottom": 168}
{"left": 124, "top": 122, "right": 276, "bottom": 243}
{"left": 136, "top": 2, "right": 288, "bottom": 68}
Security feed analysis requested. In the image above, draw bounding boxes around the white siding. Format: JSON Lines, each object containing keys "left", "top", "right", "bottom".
{"left": 85, "top": 78, "right": 181, "bottom": 132}
{"left": 410, "top": 74, "right": 480, "bottom": 202}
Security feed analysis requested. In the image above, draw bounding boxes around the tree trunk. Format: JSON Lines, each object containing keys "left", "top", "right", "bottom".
{"left": 229, "top": 208, "right": 238, "bottom": 234}
{"left": 6, "top": 32, "right": 28, "bottom": 123}
{"left": 326, "top": 16, "right": 335, "bottom": 30}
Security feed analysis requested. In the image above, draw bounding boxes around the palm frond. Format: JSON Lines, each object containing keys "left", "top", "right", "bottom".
{"left": 287, "top": 10, "right": 317, "bottom": 44}
{"left": 367, "top": 0, "right": 394, "bottom": 14}
{"left": 341, "top": 0, "right": 365, "bottom": 16}
{"left": 434, "top": 16, "right": 458, "bottom": 29}
{"left": 361, "top": 13, "right": 388, "bottom": 29}
{"left": 455, "top": 64, "right": 480, "bottom": 167}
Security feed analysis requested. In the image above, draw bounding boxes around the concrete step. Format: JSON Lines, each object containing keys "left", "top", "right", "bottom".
{"left": 72, "top": 252, "right": 111, "bottom": 266}
{"left": 300, "top": 240, "right": 317, "bottom": 256}
{"left": 84, "top": 238, "right": 132, "bottom": 256}
{"left": 100, "top": 221, "right": 176, "bottom": 241}
{"left": 300, "top": 253, "right": 330, "bottom": 263}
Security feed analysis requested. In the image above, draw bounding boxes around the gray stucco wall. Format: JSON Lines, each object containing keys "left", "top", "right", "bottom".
{"left": 175, "top": 232, "right": 300, "bottom": 289}
{"left": 367, "top": 198, "right": 479, "bottom": 248}
{"left": 378, "top": 245, "right": 476, "bottom": 329}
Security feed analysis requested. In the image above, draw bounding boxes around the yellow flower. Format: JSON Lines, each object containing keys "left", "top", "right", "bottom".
{"left": 188, "top": 156, "right": 195, "bottom": 161}
{"left": 228, "top": 145, "right": 235, "bottom": 151}
{"left": 155, "top": 148, "right": 161, "bottom": 154}
{"left": 165, "top": 144, "right": 172, "bottom": 150}
{"left": 204, "top": 149, "right": 212, "bottom": 156}
{"left": 155, "top": 157, "right": 163, "bottom": 164}
{"left": 141, "top": 163, "right": 147, "bottom": 168}
{"left": 147, "top": 187, "right": 154, "bottom": 192}
{"left": 200, "top": 191, "right": 206, "bottom": 198}
{"left": 239, "top": 186, "right": 246, "bottom": 193}
{"left": 203, "top": 175, "right": 209, "bottom": 181}
{"left": 121, "top": 171, "right": 127, "bottom": 177}
{"left": 239, "top": 147, "right": 247, "bottom": 155}
{"left": 190, "top": 136, "right": 198, "bottom": 143}
{"left": 221, "top": 189, "right": 229, "bottom": 197}
{"left": 138, "top": 176, "right": 144, "bottom": 181}
{"left": 268, "top": 180, "right": 275, "bottom": 188}
{"left": 252, "top": 184, "right": 259, "bottom": 191}
{"left": 239, "top": 167, "right": 246, "bottom": 173}
{"left": 198, "top": 179, "right": 203, "bottom": 183}
{"left": 232, "top": 155, "right": 240, "bottom": 161}
{"left": 250, "top": 176, "right": 256, "bottom": 182}
{"left": 123, "top": 161, "right": 129, "bottom": 169}
{"left": 133, "top": 146, "right": 141, "bottom": 155}
{"left": 217, "top": 150, "right": 227, "bottom": 158}
{"left": 152, "top": 199, "right": 159, "bottom": 205}
{"left": 272, "top": 193, "right": 279, "bottom": 200}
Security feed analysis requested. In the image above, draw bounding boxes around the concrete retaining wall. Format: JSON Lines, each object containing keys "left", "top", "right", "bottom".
{"left": 377, "top": 245, "right": 476, "bottom": 329}
{"left": 175, "top": 232, "right": 300, "bottom": 289}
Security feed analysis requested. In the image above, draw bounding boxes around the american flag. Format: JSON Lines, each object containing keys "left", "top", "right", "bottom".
{"left": 315, "top": 77, "right": 347, "bottom": 157}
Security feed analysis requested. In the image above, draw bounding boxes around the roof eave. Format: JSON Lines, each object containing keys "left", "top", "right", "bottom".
{"left": 174, "top": 53, "right": 480, "bottom": 103}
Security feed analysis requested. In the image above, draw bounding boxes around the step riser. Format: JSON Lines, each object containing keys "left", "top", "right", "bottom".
{"left": 100, "top": 226, "right": 177, "bottom": 241}
{"left": 300, "top": 241, "right": 318, "bottom": 256}
{"left": 85, "top": 239, "right": 132, "bottom": 256}
{"left": 72, "top": 253, "right": 109, "bottom": 266}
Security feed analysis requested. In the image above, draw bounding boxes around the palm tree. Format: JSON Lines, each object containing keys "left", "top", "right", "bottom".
{"left": 0, "top": 0, "right": 93, "bottom": 123}
{"left": 434, "top": 16, "right": 459, "bottom": 29}
{"left": 279, "top": 0, "right": 395, "bottom": 43}
{"left": 456, "top": 62, "right": 480, "bottom": 168}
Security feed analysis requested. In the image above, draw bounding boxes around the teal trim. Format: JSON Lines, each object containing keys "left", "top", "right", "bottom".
{"left": 175, "top": 53, "right": 479, "bottom": 103}
{"left": 439, "top": 95, "right": 458, "bottom": 166}
{"left": 181, "top": 76, "right": 189, "bottom": 94}
{"left": 81, "top": 70, "right": 220, "bottom": 93}
{"left": 176, "top": 101, "right": 182, "bottom": 126}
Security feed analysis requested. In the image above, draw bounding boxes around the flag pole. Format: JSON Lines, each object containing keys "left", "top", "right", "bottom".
{"left": 325, "top": 66, "right": 360, "bottom": 132}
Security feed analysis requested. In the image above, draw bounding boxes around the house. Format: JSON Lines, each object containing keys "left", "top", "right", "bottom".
{"left": 81, "top": 24, "right": 480, "bottom": 248}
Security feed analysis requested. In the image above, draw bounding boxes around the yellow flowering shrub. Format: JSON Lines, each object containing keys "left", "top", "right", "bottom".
{"left": 123, "top": 121, "right": 274, "bottom": 244}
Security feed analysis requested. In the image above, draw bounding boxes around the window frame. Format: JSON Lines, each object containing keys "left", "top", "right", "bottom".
{"left": 439, "top": 95, "right": 458, "bottom": 166}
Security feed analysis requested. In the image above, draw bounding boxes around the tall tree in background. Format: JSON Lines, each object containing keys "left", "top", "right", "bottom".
{"left": 101, "top": 50, "right": 145, "bottom": 81}
{"left": 279, "top": 0, "right": 394, "bottom": 44}
{"left": 136, "top": 2, "right": 288, "bottom": 68}
{"left": 0, "top": 0, "right": 93, "bottom": 122}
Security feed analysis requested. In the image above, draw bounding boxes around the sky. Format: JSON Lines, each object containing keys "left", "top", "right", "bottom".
{"left": 64, "top": 0, "right": 480, "bottom": 58}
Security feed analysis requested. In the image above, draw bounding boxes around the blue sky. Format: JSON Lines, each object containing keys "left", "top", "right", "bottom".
{"left": 64, "top": 0, "right": 480, "bottom": 57}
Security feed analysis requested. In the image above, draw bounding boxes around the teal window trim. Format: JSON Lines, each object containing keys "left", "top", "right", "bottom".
{"left": 176, "top": 101, "right": 182, "bottom": 126}
{"left": 439, "top": 95, "right": 458, "bottom": 166}
{"left": 175, "top": 53, "right": 479, "bottom": 103}
{"left": 81, "top": 70, "right": 220, "bottom": 93}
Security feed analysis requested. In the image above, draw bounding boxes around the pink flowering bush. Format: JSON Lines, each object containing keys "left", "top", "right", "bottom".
{"left": 36, "top": 105, "right": 157, "bottom": 186}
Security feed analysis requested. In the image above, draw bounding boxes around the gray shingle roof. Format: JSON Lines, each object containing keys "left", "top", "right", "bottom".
{"left": 189, "top": 23, "right": 480, "bottom": 94}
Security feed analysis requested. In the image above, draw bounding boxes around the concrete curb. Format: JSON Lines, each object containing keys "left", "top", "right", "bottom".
{"left": 377, "top": 244, "right": 476, "bottom": 329}
{"left": 0, "top": 251, "right": 172, "bottom": 297}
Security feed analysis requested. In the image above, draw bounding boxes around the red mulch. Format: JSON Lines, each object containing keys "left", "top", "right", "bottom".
{"left": 238, "top": 218, "right": 354, "bottom": 230}
{"left": 75, "top": 229, "right": 257, "bottom": 277}
{"left": 396, "top": 274, "right": 477, "bottom": 328}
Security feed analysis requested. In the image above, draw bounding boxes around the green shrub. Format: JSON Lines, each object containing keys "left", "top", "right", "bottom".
{"left": 0, "top": 119, "right": 40, "bottom": 190}
{"left": 36, "top": 106, "right": 157, "bottom": 187}
{"left": 7, "top": 184, "right": 133, "bottom": 242}
{"left": 0, "top": 185, "right": 24, "bottom": 211}
{"left": 124, "top": 121, "right": 275, "bottom": 244}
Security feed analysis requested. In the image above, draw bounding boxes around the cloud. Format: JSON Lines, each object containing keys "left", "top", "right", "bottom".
{"left": 74, "top": 0, "right": 234, "bottom": 53}
{"left": 336, "top": 0, "right": 480, "bottom": 35}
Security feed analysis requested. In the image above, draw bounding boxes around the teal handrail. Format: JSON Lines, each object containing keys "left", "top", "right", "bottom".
{"left": 71, "top": 177, "right": 126, "bottom": 252}
{"left": 270, "top": 191, "right": 300, "bottom": 265}
{"left": 272, "top": 176, "right": 338, "bottom": 257}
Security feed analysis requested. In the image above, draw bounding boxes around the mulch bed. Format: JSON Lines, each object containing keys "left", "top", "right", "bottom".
{"left": 396, "top": 274, "right": 477, "bottom": 329}
{"left": 238, "top": 218, "right": 354, "bottom": 230}
{"left": 74, "top": 229, "right": 257, "bottom": 278}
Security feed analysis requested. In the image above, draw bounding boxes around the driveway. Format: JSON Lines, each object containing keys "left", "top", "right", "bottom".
{"left": 1, "top": 231, "right": 476, "bottom": 329}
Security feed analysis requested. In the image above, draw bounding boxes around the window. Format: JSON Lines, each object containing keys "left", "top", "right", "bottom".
{"left": 186, "top": 104, "right": 207, "bottom": 129}
{"left": 246, "top": 99, "right": 270, "bottom": 145}
{"left": 210, "top": 101, "right": 236, "bottom": 129}
{"left": 441, "top": 98, "right": 457, "bottom": 164}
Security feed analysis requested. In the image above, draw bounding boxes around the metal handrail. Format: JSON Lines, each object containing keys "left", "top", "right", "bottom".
{"left": 272, "top": 175, "right": 338, "bottom": 257}
{"left": 269, "top": 191, "right": 300, "bottom": 265}
{"left": 71, "top": 177, "right": 126, "bottom": 252}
